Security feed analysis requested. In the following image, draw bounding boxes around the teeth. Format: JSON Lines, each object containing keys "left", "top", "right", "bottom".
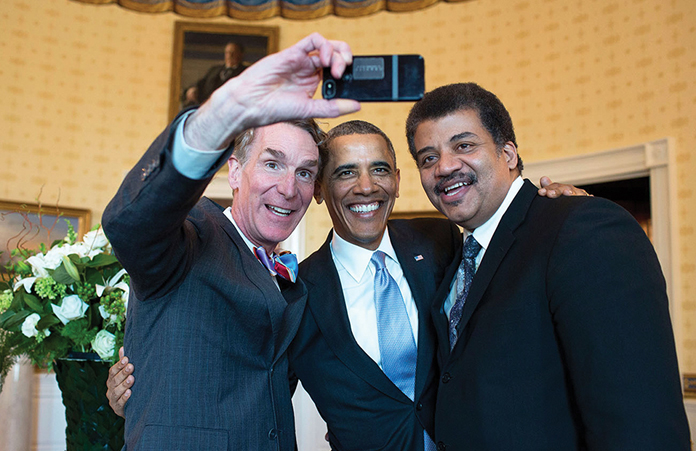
{"left": 269, "top": 206, "right": 291, "bottom": 216}
{"left": 350, "top": 202, "right": 379, "bottom": 213}
{"left": 444, "top": 182, "right": 465, "bottom": 194}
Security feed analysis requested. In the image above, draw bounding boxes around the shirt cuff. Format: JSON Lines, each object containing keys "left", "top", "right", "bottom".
{"left": 172, "top": 110, "right": 226, "bottom": 180}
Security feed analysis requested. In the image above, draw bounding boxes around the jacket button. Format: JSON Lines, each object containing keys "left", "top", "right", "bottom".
{"left": 437, "top": 442, "right": 446, "bottom": 451}
{"left": 416, "top": 402, "right": 423, "bottom": 411}
{"left": 441, "top": 372, "right": 451, "bottom": 383}
{"left": 268, "top": 429, "right": 277, "bottom": 440}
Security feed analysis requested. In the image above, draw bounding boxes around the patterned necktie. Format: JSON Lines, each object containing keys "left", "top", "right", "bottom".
{"left": 372, "top": 251, "right": 418, "bottom": 400}
{"left": 254, "top": 247, "right": 298, "bottom": 283}
{"left": 448, "top": 235, "right": 482, "bottom": 349}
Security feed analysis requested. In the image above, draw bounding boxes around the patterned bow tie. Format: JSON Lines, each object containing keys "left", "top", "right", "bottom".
{"left": 254, "top": 247, "right": 298, "bottom": 283}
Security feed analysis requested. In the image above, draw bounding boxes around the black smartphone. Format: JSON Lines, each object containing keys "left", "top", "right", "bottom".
{"left": 322, "top": 55, "right": 425, "bottom": 102}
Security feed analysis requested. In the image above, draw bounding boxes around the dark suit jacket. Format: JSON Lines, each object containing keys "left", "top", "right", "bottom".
{"left": 432, "top": 180, "right": 689, "bottom": 450}
{"left": 289, "top": 219, "right": 462, "bottom": 451}
{"left": 103, "top": 119, "right": 306, "bottom": 450}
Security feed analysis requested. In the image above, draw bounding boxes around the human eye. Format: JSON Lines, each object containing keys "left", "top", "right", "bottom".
{"left": 297, "top": 169, "right": 315, "bottom": 182}
{"left": 265, "top": 161, "right": 279, "bottom": 170}
{"left": 455, "top": 142, "right": 474, "bottom": 152}
{"left": 418, "top": 154, "right": 437, "bottom": 168}
{"left": 338, "top": 170, "right": 355, "bottom": 178}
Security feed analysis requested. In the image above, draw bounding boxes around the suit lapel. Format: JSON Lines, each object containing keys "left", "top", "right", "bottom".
{"left": 274, "top": 277, "right": 308, "bottom": 365}
{"left": 209, "top": 199, "right": 302, "bottom": 362}
{"left": 303, "top": 233, "right": 409, "bottom": 402}
{"left": 390, "top": 223, "right": 436, "bottom": 400}
{"left": 450, "top": 180, "right": 538, "bottom": 357}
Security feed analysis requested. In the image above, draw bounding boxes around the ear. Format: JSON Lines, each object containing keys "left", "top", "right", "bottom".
{"left": 501, "top": 142, "right": 518, "bottom": 171}
{"left": 313, "top": 180, "right": 324, "bottom": 204}
{"left": 394, "top": 168, "right": 401, "bottom": 199}
{"left": 228, "top": 156, "right": 241, "bottom": 191}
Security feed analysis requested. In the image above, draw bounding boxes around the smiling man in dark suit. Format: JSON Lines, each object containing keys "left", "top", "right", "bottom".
{"left": 407, "top": 83, "right": 689, "bottom": 450}
{"left": 289, "top": 120, "right": 461, "bottom": 451}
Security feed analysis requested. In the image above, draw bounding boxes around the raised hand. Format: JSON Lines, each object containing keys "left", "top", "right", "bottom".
{"left": 185, "top": 33, "right": 361, "bottom": 151}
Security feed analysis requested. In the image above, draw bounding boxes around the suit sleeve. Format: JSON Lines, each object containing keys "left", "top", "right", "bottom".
{"left": 546, "top": 198, "right": 689, "bottom": 449}
{"left": 102, "top": 116, "right": 233, "bottom": 301}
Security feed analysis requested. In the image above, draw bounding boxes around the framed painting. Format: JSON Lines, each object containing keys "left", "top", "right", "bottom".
{"left": 0, "top": 201, "right": 91, "bottom": 276}
{"left": 168, "top": 21, "right": 279, "bottom": 121}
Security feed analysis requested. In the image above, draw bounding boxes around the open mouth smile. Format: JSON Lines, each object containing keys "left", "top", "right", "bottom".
{"left": 267, "top": 205, "right": 293, "bottom": 217}
{"left": 437, "top": 173, "right": 477, "bottom": 198}
{"left": 348, "top": 201, "right": 381, "bottom": 214}
{"left": 443, "top": 181, "right": 471, "bottom": 196}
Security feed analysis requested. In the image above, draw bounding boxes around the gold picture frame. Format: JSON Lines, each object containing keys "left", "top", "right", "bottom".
{"left": 0, "top": 201, "right": 91, "bottom": 274}
{"left": 168, "top": 21, "right": 279, "bottom": 121}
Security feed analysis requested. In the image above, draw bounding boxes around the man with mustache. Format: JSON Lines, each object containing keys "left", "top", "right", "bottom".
{"left": 407, "top": 82, "right": 689, "bottom": 450}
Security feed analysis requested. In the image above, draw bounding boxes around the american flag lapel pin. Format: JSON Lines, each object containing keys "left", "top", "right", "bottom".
{"left": 414, "top": 255, "right": 424, "bottom": 261}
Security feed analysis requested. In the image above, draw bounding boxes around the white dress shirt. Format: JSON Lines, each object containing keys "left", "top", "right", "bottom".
{"left": 444, "top": 176, "right": 524, "bottom": 319}
{"left": 330, "top": 229, "right": 418, "bottom": 369}
{"left": 222, "top": 207, "right": 281, "bottom": 290}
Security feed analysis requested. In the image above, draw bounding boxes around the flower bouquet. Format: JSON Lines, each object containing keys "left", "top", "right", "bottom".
{"left": 0, "top": 223, "right": 127, "bottom": 371}
{"left": 0, "top": 222, "right": 128, "bottom": 449}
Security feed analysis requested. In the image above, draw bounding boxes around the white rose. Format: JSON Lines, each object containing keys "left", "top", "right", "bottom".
{"left": 21, "top": 313, "right": 41, "bottom": 338}
{"left": 91, "top": 330, "right": 116, "bottom": 360}
{"left": 51, "top": 295, "right": 89, "bottom": 325}
{"left": 83, "top": 228, "right": 109, "bottom": 250}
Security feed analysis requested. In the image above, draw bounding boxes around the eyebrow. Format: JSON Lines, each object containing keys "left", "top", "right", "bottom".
{"left": 415, "top": 131, "right": 479, "bottom": 158}
{"left": 331, "top": 160, "right": 393, "bottom": 177}
{"left": 332, "top": 163, "right": 357, "bottom": 176}
{"left": 264, "top": 147, "right": 318, "bottom": 168}
{"left": 449, "top": 131, "right": 478, "bottom": 142}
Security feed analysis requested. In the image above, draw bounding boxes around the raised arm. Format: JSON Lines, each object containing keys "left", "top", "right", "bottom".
{"left": 184, "top": 33, "right": 360, "bottom": 151}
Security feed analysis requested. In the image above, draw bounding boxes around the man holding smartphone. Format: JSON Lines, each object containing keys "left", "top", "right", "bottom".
{"left": 102, "top": 33, "right": 360, "bottom": 450}
{"left": 106, "top": 112, "right": 584, "bottom": 449}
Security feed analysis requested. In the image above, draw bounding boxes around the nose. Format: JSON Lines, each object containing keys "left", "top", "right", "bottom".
{"left": 434, "top": 151, "right": 463, "bottom": 178}
{"left": 353, "top": 172, "right": 378, "bottom": 195}
{"left": 276, "top": 172, "right": 298, "bottom": 199}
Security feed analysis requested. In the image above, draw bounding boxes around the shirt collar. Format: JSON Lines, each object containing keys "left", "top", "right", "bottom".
{"left": 469, "top": 176, "right": 524, "bottom": 249}
{"left": 330, "top": 227, "right": 397, "bottom": 283}
{"left": 223, "top": 206, "right": 258, "bottom": 254}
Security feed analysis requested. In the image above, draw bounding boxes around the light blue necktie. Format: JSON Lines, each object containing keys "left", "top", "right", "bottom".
{"left": 449, "top": 235, "right": 482, "bottom": 349}
{"left": 372, "top": 251, "right": 436, "bottom": 450}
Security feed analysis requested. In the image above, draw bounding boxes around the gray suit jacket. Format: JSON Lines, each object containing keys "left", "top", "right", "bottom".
{"left": 103, "top": 120, "right": 306, "bottom": 450}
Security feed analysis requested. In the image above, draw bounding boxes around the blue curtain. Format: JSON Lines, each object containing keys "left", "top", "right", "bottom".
{"left": 72, "top": 0, "right": 468, "bottom": 20}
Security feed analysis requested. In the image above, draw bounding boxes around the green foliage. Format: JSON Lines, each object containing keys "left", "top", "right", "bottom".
{"left": 65, "top": 220, "right": 77, "bottom": 245}
{"left": 0, "top": 226, "right": 128, "bottom": 377}
{"left": 61, "top": 319, "right": 98, "bottom": 350}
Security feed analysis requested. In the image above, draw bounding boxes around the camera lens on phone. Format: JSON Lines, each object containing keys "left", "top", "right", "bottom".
{"left": 324, "top": 80, "right": 336, "bottom": 99}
